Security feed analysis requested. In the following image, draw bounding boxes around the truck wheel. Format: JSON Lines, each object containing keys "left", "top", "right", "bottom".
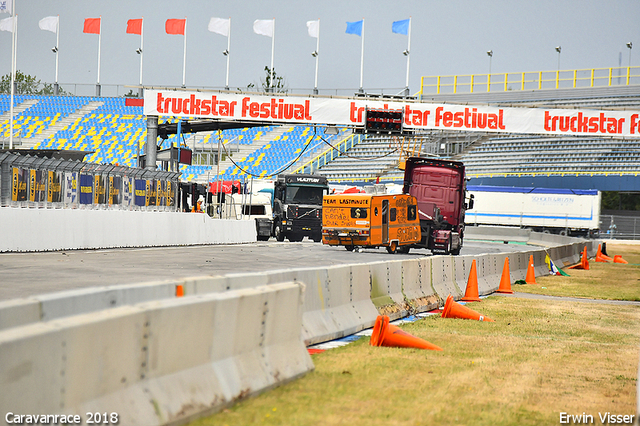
{"left": 397, "top": 246, "right": 410, "bottom": 254}
{"left": 386, "top": 241, "right": 398, "bottom": 254}
{"left": 289, "top": 235, "right": 303, "bottom": 242}
{"left": 345, "top": 245, "right": 355, "bottom": 251}
{"left": 274, "top": 224, "right": 285, "bottom": 242}
{"left": 312, "top": 233, "right": 322, "bottom": 243}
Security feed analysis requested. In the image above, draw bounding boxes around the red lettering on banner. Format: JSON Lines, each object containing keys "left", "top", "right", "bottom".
{"left": 631, "top": 114, "right": 639, "bottom": 134}
{"left": 240, "top": 96, "right": 312, "bottom": 121}
{"left": 201, "top": 99, "right": 211, "bottom": 115}
{"left": 259, "top": 102, "right": 270, "bottom": 118}
{"left": 545, "top": 110, "right": 624, "bottom": 134}
{"left": 350, "top": 102, "right": 364, "bottom": 123}
{"left": 304, "top": 100, "right": 312, "bottom": 120}
{"left": 157, "top": 93, "right": 165, "bottom": 113}
{"left": 170, "top": 98, "right": 182, "bottom": 114}
{"left": 435, "top": 107, "right": 505, "bottom": 130}
{"left": 211, "top": 96, "right": 219, "bottom": 116}
{"left": 404, "top": 105, "right": 430, "bottom": 126}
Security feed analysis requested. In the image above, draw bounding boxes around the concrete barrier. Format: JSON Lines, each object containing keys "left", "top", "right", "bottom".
{"left": 0, "top": 282, "right": 312, "bottom": 426}
{"left": 400, "top": 258, "right": 438, "bottom": 312}
{"left": 432, "top": 256, "right": 461, "bottom": 300}
{"left": 416, "top": 257, "right": 436, "bottom": 301}
{"left": 453, "top": 255, "right": 472, "bottom": 296}
{"left": 0, "top": 281, "right": 177, "bottom": 331}
{"left": 0, "top": 230, "right": 601, "bottom": 426}
{"left": 509, "top": 252, "right": 529, "bottom": 281}
{"left": 0, "top": 208, "right": 256, "bottom": 252}
{"left": 369, "top": 261, "right": 407, "bottom": 319}
{"left": 0, "top": 230, "right": 595, "bottom": 338}
{"left": 466, "top": 225, "right": 531, "bottom": 243}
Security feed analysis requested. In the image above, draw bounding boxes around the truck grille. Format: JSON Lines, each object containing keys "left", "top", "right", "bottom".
{"left": 288, "top": 206, "right": 321, "bottom": 219}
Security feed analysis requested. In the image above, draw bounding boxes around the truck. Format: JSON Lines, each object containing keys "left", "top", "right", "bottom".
{"left": 321, "top": 191, "right": 421, "bottom": 253}
{"left": 402, "top": 157, "right": 471, "bottom": 255}
{"left": 465, "top": 185, "right": 601, "bottom": 237}
{"left": 255, "top": 174, "right": 329, "bottom": 242}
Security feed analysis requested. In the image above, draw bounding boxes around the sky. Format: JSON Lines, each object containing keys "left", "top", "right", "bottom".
{"left": 1, "top": 0, "right": 639, "bottom": 97}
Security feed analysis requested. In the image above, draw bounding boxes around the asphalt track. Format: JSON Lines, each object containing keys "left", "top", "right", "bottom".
{"left": 0, "top": 239, "right": 536, "bottom": 301}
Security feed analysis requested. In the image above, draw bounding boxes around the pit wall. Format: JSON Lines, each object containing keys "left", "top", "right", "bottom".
{"left": 0, "top": 233, "right": 598, "bottom": 425}
{"left": 0, "top": 208, "right": 256, "bottom": 252}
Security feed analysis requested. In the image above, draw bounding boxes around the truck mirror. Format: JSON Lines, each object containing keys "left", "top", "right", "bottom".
{"left": 467, "top": 194, "right": 474, "bottom": 210}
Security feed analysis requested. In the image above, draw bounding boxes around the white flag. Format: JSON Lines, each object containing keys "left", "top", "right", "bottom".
{"left": 208, "top": 17, "right": 229, "bottom": 36}
{"left": 39, "top": 16, "right": 58, "bottom": 33}
{"left": 306, "top": 20, "right": 319, "bottom": 38}
{"left": 253, "top": 19, "right": 273, "bottom": 37}
{"left": 0, "top": 0, "right": 12, "bottom": 14}
{"left": 0, "top": 15, "right": 14, "bottom": 32}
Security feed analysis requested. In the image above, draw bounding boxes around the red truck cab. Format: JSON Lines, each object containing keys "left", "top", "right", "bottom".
{"left": 402, "top": 157, "right": 471, "bottom": 255}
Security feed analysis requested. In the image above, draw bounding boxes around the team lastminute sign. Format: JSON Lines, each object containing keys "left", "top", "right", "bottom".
{"left": 143, "top": 89, "right": 640, "bottom": 138}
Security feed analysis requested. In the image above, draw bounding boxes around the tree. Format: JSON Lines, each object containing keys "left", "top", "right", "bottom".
{"left": 244, "top": 66, "right": 288, "bottom": 93}
{"left": 601, "top": 191, "right": 640, "bottom": 211}
{"left": 0, "top": 71, "right": 68, "bottom": 95}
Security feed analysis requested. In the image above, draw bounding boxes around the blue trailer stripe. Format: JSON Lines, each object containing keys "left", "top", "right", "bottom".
{"left": 470, "top": 212, "right": 593, "bottom": 222}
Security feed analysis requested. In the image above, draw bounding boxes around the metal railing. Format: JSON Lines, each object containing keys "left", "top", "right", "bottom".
{"left": 600, "top": 215, "right": 640, "bottom": 240}
{"left": 2, "top": 83, "right": 409, "bottom": 98}
{"left": 419, "top": 66, "right": 640, "bottom": 95}
{"left": 0, "top": 152, "right": 179, "bottom": 211}
{"left": 293, "top": 133, "right": 363, "bottom": 175}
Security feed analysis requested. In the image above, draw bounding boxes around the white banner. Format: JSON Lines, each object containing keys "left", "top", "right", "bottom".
{"left": 143, "top": 90, "right": 640, "bottom": 138}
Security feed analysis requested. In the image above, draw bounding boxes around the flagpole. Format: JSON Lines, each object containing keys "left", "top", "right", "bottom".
{"left": 269, "top": 18, "right": 275, "bottom": 92}
{"left": 9, "top": 14, "right": 16, "bottom": 149}
{"left": 359, "top": 18, "right": 364, "bottom": 93}
{"left": 405, "top": 17, "right": 411, "bottom": 96}
{"left": 225, "top": 18, "right": 230, "bottom": 90}
{"left": 182, "top": 17, "right": 187, "bottom": 87}
{"left": 96, "top": 15, "right": 101, "bottom": 96}
{"left": 314, "top": 19, "right": 319, "bottom": 95}
{"left": 139, "top": 17, "right": 144, "bottom": 95}
{"left": 54, "top": 15, "right": 59, "bottom": 95}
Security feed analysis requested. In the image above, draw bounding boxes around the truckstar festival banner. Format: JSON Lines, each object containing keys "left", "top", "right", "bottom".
{"left": 144, "top": 90, "right": 640, "bottom": 138}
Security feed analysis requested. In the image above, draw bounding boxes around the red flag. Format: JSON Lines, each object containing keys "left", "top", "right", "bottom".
{"left": 83, "top": 17, "right": 101, "bottom": 34}
{"left": 126, "top": 18, "right": 142, "bottom": 35}
{"left": 165, "top": 18, "right": 186, "bottom": 35}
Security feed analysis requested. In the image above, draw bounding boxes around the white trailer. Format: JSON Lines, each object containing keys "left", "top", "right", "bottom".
{"left": 465, "top": 186, "right": 600, "bottom": 237}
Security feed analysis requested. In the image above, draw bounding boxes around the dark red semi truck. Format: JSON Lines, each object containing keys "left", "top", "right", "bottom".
{"left": 402, "top": 157, "right": 473, "bottom": 255}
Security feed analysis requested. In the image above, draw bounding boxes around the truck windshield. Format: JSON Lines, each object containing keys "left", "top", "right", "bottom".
{"left": 285, "top": 186, "right": 325, "bottom": 205}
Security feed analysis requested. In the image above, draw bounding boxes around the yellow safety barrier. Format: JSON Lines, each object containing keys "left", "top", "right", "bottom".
{"left": 419, "top": 66, "right": 640, "bottom": 95}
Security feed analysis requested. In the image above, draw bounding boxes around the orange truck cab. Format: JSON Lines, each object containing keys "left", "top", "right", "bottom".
{"left": 322, "top": 193, "right": 421, "bottom": 253}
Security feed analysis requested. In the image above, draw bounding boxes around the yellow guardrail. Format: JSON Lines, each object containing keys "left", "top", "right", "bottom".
{"left": 293, "top": 133, "right": 362, "bottom": 175}
{"left": 419, "top": 66, "right": 640, "bottom": 95}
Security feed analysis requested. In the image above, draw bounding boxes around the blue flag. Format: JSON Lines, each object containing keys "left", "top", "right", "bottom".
{"left": 392, "top": 18, "right": 410, "bottom": 35}
{"left": 345, "top": 20, "right": 363, "bottom": 36}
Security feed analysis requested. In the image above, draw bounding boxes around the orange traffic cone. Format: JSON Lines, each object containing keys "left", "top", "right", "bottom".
{"left": 614, "top": 255, "right": 628, "bottom": 264}
{"left": 442, "top": 294, "right": 494, "bottom": 322}
{"left": 569, "top": 247, "right": 590, "bottom": 270}
{"left": 370, "top": 315, "right": 443, "bottom": 351}
{"left": 176, "top": 284, "right": 184, "bottom": 297}
{"left": 525, "top": 255, "right": 537, "bottom": 284}
{"left": 596, "top": 244, "right": 613, "bottom": 262}
{"left": 496, "top": 257, "right": 514, "bottom": 294}
{"left": 461, "top": 259, "right": 482, "bottom": 302}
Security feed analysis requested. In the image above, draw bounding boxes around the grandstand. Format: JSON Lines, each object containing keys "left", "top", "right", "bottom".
{"left": 0, "top": 94, "right": 351, "bottom": 183}
{"left": 2, "top": 81, "right": 640, "bottom": 192}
